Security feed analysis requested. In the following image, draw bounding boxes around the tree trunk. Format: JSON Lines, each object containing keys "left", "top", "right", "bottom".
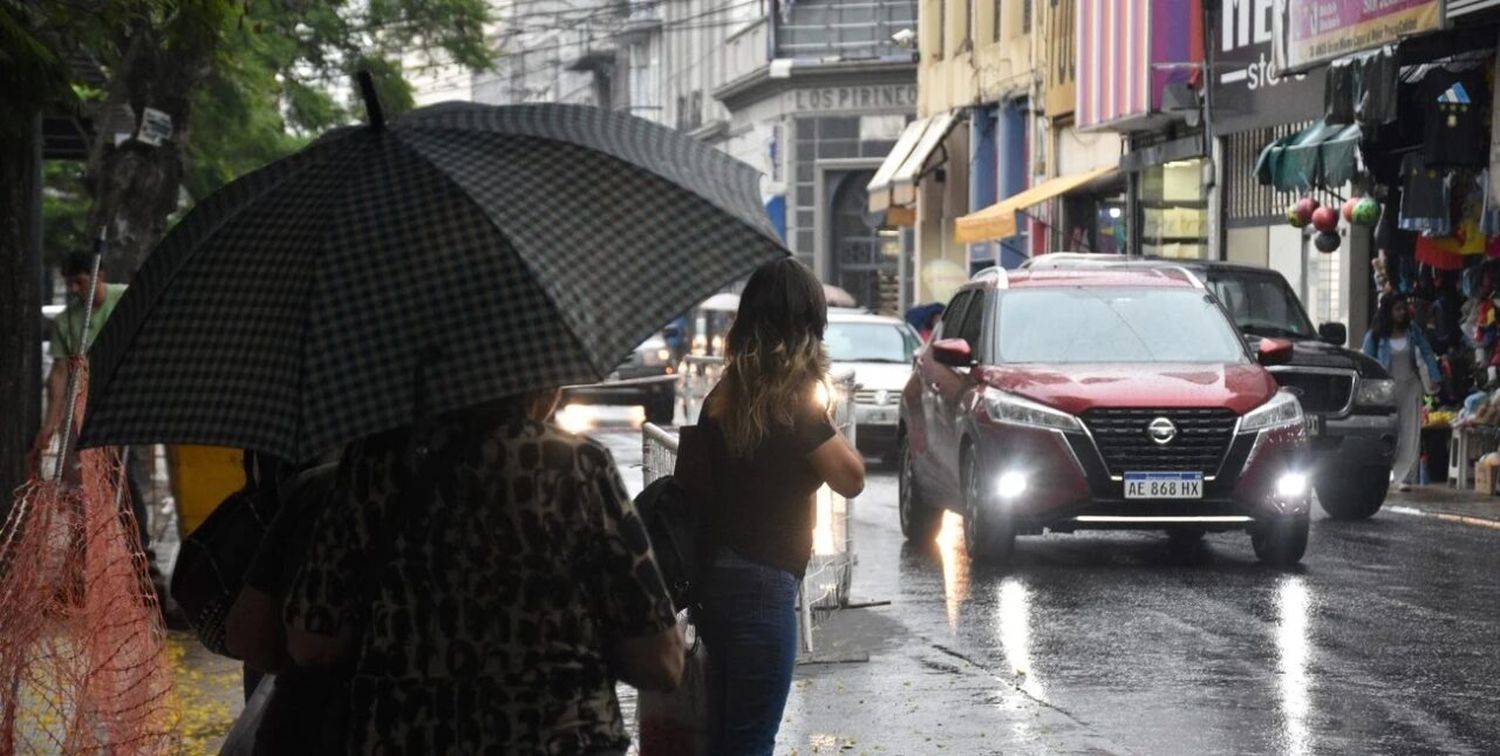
{"left": 87, "top": 21, "right": 217, "bottom": 280}
{"left": 0, "top": 116, "right": 44, "bottom": 514}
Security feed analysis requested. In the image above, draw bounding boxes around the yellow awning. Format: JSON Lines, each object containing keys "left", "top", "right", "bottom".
{"left": 953, "top": 166, "right": 1117, "bottom": 244}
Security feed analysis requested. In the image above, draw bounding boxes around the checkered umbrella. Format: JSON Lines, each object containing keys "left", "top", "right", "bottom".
{"left": 79, "top": 99, "right": 787, "bottom": 461}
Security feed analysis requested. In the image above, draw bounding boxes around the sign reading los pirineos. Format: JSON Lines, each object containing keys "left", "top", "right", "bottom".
{"left": 1274, "top": 0, "right": 1443, "bottom": 72}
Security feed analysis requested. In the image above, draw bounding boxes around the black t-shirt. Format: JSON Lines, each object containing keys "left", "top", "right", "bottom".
{"left": 1420, "top": 68, "right": 1488, "bottom": 167}
{"left": 1399, "top": 154, "right": 1452, "bottom": 233}
{"left": 699, "top": 386, "right": 838, "bottom": 577}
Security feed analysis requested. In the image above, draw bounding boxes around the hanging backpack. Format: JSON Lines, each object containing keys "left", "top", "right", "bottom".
{"left": 632, "top": 421, "right": 714, "bottom": 611}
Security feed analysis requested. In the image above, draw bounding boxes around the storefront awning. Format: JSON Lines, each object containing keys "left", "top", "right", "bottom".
{"left": 867, "top": 111, "right": 960, "bottom": 216}
{"left": 1254, "top": 121, "right": 1361, "bottom": 191}
{"left": 953, "top": 166, "right": 1118, "bottom": 244}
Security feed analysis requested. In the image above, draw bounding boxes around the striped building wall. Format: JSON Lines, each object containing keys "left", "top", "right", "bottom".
{"left": 1076, "top": 0, "right": 1202, "bottom": 130}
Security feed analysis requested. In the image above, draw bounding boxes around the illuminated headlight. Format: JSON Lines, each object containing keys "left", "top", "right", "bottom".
{"left": 1355, "top": 378, "right": 1395, "bottom": 407}
{"left": 996, "top": 472, "right": 1028, "bottom": 499}
{"left": 982, "top": 388, "right": 1083, "bottom": 432}
{"left": 1275, "top": 472, "right": 1309, "bottom": 499}
{"left": 1239, "top": 391, "right": 1304, "bottom": 433}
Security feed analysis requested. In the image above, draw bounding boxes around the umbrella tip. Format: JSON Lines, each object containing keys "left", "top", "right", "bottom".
{"left": 357, "top": 70, "right": 385, "bottom": 131}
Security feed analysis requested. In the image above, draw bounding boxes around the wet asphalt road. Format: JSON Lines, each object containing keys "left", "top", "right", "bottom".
{"left": 595, "top": 422, "right": 1500, "bottom": 755}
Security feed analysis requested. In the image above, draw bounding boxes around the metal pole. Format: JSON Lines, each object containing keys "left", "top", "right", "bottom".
{"left": 53, "top": 229, "right": 106, "bottom": 483}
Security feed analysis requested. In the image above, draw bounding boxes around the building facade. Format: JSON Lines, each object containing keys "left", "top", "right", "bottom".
{"left": 869, "top": 0, "right": 1041, "bottom": 306}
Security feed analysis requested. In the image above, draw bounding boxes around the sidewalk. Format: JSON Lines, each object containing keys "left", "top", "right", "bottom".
{"left": 1386, "top": 484, "right": 1500, "bottom": 529}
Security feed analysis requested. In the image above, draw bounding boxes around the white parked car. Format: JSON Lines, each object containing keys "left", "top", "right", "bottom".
{"left": 825, "top": 311, "right": 922, "bottom": 459}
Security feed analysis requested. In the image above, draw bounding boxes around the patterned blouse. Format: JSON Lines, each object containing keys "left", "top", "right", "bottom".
{"left": 284, "top": 412, "right": 677, "bottom": 754}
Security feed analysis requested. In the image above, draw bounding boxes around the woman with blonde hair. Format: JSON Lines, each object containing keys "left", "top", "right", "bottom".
{"left": 695, "top": 258, "right": 865, "bottom": 754}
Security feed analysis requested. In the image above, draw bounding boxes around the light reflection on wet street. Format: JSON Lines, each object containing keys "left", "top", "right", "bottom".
{"left": 593, "top": 423, "right": 1500, "bottom": 754}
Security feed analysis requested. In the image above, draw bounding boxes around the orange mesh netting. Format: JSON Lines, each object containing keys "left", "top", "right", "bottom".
{"left": 0, "top": 360, "right": 178, "bottom": 754}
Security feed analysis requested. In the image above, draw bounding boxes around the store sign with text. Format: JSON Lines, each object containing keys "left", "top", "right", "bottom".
{"left": 1213, "top": 0, "right": 1324, "bottom": 134}
{"left": 787, "top": 85, "right": 918, "bottom": 113}
{"left": 1274, "top": 0, "right": 1442, "bottom": 72}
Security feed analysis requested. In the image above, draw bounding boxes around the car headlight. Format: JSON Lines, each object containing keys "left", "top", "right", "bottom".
{"left": 982, "top": 388, "right": 1083, "bottom": 432}
{"left": 1240, "top": 390, "right": 1304, "bottom": 433}
{"left": 1355, "top": 378, "right": 1395, "bottom": 407}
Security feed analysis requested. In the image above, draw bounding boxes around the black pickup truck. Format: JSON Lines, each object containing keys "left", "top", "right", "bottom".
{"left": 1024, "top": 255, "right": 1400, "bottom": 519}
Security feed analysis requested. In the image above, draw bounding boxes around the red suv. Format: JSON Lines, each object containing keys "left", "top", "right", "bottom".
{"left": 897, "top": 267, "right": 1311, "bottom": 566}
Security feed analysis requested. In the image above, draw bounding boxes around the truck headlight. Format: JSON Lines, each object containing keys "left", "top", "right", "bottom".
{"left": 982, "top": 388, "right": 1083, "bottom": 432}
{"left": 1355, "top": 378, "right": 1395, "bottom": 408}
{"left": 1240, "top": 390, "right": 1304, "bottom": 433}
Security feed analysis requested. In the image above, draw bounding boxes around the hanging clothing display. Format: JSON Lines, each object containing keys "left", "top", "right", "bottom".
{"left": 1416, "top": 174, "right": 1486, "bottom": 271}
{"left": 1419, "top": 67, "right": 1489, "bottom": 168}
{"left": 1399, "top": 154, "right": 1452, "bottom": 236}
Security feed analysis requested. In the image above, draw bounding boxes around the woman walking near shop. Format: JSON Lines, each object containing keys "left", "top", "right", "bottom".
{"left": 1363, "top": 293, "right": 1439, "bottom": 491}
{"left": 695, "top": 258, "right": 866, "bottom": 754}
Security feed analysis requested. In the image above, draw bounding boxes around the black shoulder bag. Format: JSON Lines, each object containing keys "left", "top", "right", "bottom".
{"left": 632, "top": 415, "right": 717, "bottom": 612}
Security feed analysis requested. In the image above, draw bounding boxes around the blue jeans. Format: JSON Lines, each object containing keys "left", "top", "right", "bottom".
{"left": 695, "top": 548, "right": 800, "bottom": 756}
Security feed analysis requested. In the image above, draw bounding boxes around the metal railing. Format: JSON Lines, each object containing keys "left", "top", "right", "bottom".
{"left": 640, "top": 372, "right": 857, "bottom": 654}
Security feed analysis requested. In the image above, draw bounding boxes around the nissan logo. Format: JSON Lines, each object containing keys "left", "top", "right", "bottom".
{"left": 1147, "top": 418, "right": 1177, "bottom": 445}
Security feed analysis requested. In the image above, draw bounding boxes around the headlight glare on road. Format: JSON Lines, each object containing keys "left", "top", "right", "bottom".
{"left": 1355, "top": 378, "right": 1396, "bottom": 407}
{"left": 1275, "top": 472, "right": 1309, "bottom": 499}
{"left": 983, "top": 388, "right": 1083, "bottom": 432}
{"left": 996, "top": 472, "right": 1028, "bottom": 500}
{"left": 1240, "top": 390, "right": 1304, "bottom": 433}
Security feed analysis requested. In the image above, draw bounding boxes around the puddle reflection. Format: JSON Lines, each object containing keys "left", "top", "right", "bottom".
{"left": 1276, "top": 576, "right": 1312, "bottom": 756}
{"left": 997, "top": 578, "right": 1045, "bottom": 701}
{"left": 934, "top": 511, "right": 969, "bottom": 629}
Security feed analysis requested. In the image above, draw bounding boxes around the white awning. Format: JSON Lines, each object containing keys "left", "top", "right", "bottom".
{"left": 867, "top": 111, "right": 959, "bottom": 214}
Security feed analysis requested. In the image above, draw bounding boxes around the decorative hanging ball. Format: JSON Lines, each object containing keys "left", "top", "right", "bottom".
{"left": 1352, "top": 196, "right": 1381, "bottom": 226}
{"left": 1296, "top": 196, "right": 1320, "bottom": 226}
{"left": 1312, "top": 206, "right": 1340, "bottom": 233}
{"left": 1342, "top": 196, "right": 1361, "bottom": 223}
{"left": 1287, "top": 203, "right": 1309, "bottom": 228}
{"left": 1314, "top": 229, "right": 1341, "bottom": 253}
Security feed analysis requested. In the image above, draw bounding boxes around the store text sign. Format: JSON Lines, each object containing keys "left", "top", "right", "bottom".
{"left": 790, "top": 85, "right": 918, "bottom": 112}
{"left": 1275, "top": 0, "right": 1441, "bottom": 72}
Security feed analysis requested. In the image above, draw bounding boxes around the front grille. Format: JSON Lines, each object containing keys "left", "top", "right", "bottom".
{"left": 853, "top": 389, "right": 894, "bottom": 406}
{"left": 1270, "top": 370, "right": 1354, "bottom": 414}
{"left": 1082, "top": 408, "right": 1238, "bottom": 476}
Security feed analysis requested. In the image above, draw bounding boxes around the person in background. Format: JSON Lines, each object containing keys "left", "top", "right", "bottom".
{"left": 34, "top": 250, "right": 159, "bottom": 584}
{"left": 284, "top": 389, "right": 684, "bottom": 753}
{"left": 1363, "top": 293, "right": 1439, "bottom": 492}
{"left": 695, "top": 259, "right": 866, "bottom": 754}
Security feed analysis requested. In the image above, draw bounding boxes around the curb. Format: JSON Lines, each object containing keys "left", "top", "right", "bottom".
{"left": 1386, "top": 505, "right": 1500, "bottom": 530}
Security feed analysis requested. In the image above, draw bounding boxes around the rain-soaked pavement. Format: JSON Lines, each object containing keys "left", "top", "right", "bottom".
{"left": 592, "top": 417, "right": 1500, "bottom": 756}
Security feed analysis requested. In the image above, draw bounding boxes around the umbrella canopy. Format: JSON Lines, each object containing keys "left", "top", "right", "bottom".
{"left": 80, "top": 101, "right": 786, "bottom": 460}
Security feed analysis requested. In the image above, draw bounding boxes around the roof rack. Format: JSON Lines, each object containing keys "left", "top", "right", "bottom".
{"left": 969, "top": 266, "right": 1009, "bottom": 288}
{"left": 1019, "top": 256, "right": 1207, "bottom": 290}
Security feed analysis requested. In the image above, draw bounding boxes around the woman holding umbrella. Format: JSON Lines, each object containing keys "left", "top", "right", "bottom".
{"left": 73, "top": 79, "right": 793, "bottom": 753}
{"left": 695, "top": 259, "right": 866, "bottom": 753}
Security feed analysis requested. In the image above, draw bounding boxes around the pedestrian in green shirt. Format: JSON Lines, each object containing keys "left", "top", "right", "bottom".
{"left": 35, "top": 250, "right": 127, "bottom": 455}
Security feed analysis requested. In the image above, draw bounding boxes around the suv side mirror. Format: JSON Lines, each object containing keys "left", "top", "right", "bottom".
{"left": 1257, "top": 338, "right": 1294, "bottom": 366}
{"left": 932, "top": 338, "right": 974, "bottom": 367}
{"left": 1318, "top": 322, "right": 1347, "bottom": 346}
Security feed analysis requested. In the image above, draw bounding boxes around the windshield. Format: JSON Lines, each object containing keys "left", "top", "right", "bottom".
{"left": 826, "top": 321, "right": 921, "bottom": 363}
{"left": 995, "top": 287, "right": 1249, "bottom": 364}
{"left": 1206, "top": 271, "right": 1317, "bottom": 339}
